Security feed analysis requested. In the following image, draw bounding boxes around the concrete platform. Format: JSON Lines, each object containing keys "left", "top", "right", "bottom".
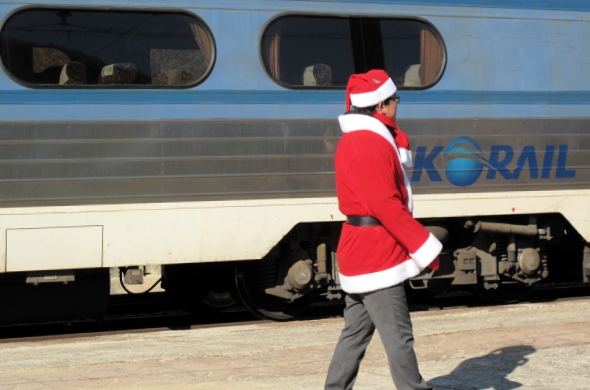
{"left": 1, "top": 298, "right": 589, "bottom": 390}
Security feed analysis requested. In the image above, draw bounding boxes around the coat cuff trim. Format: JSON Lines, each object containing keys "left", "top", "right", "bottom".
{"left": 410, "top": 233, "right": 443, "bottom": 270}
{"left": 338, "top": 259, "right": 420, "bottom": 294}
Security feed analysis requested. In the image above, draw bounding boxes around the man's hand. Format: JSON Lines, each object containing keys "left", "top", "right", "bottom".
{"left": 427, "top": 256, "right": 439, "bottom": 271}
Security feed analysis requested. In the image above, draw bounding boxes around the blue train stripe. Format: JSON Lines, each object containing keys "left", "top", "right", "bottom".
{"left": 1, "top": 90, "right": 590, "bottom": 105}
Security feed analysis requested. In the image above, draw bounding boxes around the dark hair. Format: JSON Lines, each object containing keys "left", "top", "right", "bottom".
{"left": 349, "top": 96, "right": 394, "bottom": 116}
{"left": 383, "top": 96, "right": 394, "bottom": 106}
{"left": 349, "top": 104, "right": 377, "bottom": 115}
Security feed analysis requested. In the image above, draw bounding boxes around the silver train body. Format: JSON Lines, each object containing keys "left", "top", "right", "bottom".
{"left": 0, "top": 0, "right": 589, "bottom": 321}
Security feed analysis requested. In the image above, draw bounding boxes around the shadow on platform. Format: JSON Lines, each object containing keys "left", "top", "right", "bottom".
{"left": 428, "top": 345, "right": 536, "bottom": 390}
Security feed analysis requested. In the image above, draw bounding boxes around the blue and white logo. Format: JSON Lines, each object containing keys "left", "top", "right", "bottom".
{"left": 444, "top": 137, "right": 492, "bottom": 187}
{"left": 411, "top": 137, "right": 576, "bottom": 187}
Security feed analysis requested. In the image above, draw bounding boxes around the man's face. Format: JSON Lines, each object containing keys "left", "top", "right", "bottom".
{"left": 380, "top": 100, "right": 398, "bottom": 121}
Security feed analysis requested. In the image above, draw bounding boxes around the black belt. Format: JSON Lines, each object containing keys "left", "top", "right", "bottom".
{"left": 346, "top": 216, "right": 382, "bottom": 226}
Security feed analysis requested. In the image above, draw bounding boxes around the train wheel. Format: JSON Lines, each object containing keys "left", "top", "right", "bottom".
{"left": 234, "top": 262, "right": 310, "bottom": 321}
{"left": 405, "top": 280, "right": 434, "bottom": 303}
{"left": 427, "top": 279, "right": 454, "bottom": 294}
{"left": 475, "top": 281, "right": 534, "bottom": 304}
{"left": 163, "top": 263, "right": 236, "bottom": 313}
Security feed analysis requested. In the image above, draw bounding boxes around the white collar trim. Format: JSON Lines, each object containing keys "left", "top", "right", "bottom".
{"left": 338, "top": 114, "right": 398, "bottom": 153}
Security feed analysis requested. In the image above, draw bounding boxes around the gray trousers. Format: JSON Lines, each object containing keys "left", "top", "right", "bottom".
{"left": 325, "top": 283, "right": 432, "bottom": 390}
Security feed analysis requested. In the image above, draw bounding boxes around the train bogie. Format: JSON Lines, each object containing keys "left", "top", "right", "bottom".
{"left": 225, "top": 213, "right": 585, "bottom": 312}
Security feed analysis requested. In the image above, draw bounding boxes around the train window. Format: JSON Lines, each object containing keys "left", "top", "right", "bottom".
{"left": 261, "top": 16, "right": 444, "bottom": 89}
{"left": 0, "top": 9, "right": 214, "bottom": 88}
{"left": 262, "top": 16, "right": 355, "bottom": 88}
{"left": 381, "top": 20, "right": 443, "bottom": 88}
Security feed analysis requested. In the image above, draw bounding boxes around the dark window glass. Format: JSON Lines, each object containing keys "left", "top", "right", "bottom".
{"left": 0, "top": 9, "right": 214, "bottom": 87}
{"left": 381, "top": 20, "right": 443, "bottom": 88}
{"left": 261, "top": 16, "right": 444, "bottom": 89}
{"left": 262, "top": 17, "right": 355, "bottom": 88}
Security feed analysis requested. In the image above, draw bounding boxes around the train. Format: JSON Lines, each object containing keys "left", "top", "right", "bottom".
{"left": 0, "top": 0, "right": 589, "bottom": 323}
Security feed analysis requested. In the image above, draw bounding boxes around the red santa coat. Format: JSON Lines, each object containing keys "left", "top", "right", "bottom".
{"left": 335, "top": 113, "right": 442, "bottom": 294}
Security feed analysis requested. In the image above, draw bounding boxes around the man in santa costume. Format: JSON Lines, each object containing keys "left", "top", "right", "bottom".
{"left": 325, "top": 70, "right": 442, "bottom": 390}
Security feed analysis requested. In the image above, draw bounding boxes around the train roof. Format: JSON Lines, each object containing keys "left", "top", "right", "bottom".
{"left": 287, "top": 0, "right": 590, "bottom": 12}
{"left": 0, "top": 0, "right": 589, "bottom": 12}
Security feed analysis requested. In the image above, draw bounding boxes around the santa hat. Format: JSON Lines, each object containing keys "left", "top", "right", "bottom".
{"left": 345, "top": 69, "right": 397, "bottom": 112}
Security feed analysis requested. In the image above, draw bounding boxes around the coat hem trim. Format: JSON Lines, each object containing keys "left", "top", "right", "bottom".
{"left": 338, "top": 259, "right": 420, "bottom": 294}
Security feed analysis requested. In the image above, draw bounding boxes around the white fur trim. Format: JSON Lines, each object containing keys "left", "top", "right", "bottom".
{"left": 410, "top": 233, "right": 443, "bottom": 270}
{"left": 399, "top": 148, "right": 413, "bottom": 168}
{"left": 403, "top": 168, "right": 414, "bottom": 213}
{"left": 350, "top": 78, "right": 397, "bottom": 108}
{"left": 338, "top": 259, "right": 420, "bottom": 294}
{"left": 400, "top": 148, "right": 414, "bottom": 212}
{"left": 338, "top": 114, "right": 396, "bottom": 149}
{"left": 339, "top": 114, "right": 414, "bottom": 212}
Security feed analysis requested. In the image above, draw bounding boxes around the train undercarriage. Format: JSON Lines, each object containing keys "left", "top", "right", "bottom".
{"left": 0, "top": 214, "right": 588, "bottom": 324}
{"left": 161, "top": 213, "right": 589, "bottom": 321}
